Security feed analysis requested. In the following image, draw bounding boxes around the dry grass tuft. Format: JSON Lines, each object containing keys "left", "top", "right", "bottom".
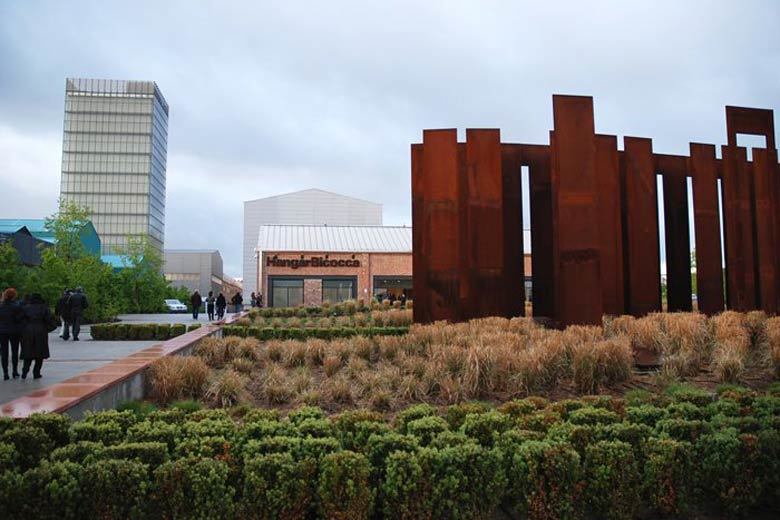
{"left": 766, "top": 317, "right": 780, "bottom": 377}
{"left": 149, "top": 356, "right": 209, "bottom": 404}
{"left": 263, "top": 363, "right": 292, "bottom": 405}
{"left": 231, "top": 357, "right": 255, "bottom": 375}
{"left": 205, "top": 370, "right": 249, "bottom": 407}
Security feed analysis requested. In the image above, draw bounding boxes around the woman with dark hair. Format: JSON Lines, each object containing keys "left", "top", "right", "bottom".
{"left": 0, "top": 288, "right": 24, "bottom": 380}
{"left": 20, "top": 293, "right": 54, "bottom": 379}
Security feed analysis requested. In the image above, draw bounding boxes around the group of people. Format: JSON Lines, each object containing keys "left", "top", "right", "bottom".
{"left": 54, "top": 288, "right": 89, "bottom": 341}
{"left": 190, "top": 290, "right": 231, "bottom": 321}
{"left": 249, "top": 292, "right": 263, "bottom": 308}
{"left": 0, "top": 288, "right": 64, "bottom": 380}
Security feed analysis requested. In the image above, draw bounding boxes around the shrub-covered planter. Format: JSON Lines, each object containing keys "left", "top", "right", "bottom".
{"left": 1, "top": 392, "right": 779, "bottom": 519}
{"left": 90, "top": 322, "right": 200, "bottom": 341}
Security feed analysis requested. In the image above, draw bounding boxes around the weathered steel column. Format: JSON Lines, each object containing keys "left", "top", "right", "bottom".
{"left": 595, "top": 134, "right": 625, "bottom": 315}
{"left": 524, "top": 144, "right": 554, "bottom": 319}
{"left": 623, "top": 136, "right": 661, "bottom": 316}
{"left": 689, "top": 143, "right": 725, "bottom": 314}
{"left": 501, "top": 143, "right": 526, "bottom": 317}
{"left": 550, "top": 95, "right": 603, "bottom": 325}
{"left": 465, "top": 129, "right": 507, "bottom": 318}
{"left": 411, "top": 143, "right": 429, "bottom": 323}
{"left": 721, "top": 145, "right": 757, "bottom": 311}
{"left": 752, "top": 147, "right": 779, "bottom": 313}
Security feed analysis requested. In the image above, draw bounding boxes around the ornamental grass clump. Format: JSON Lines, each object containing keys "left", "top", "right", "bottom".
{"left": 148, "top": 356, "right": 209, "bottom": 404}
{"left": 205, "top": 370, "right": 250, "bottom": 408}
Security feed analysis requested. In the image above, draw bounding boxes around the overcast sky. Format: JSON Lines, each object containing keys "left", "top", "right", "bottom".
{"left": 1, "top": 1, "right": 779, "bottom": 277}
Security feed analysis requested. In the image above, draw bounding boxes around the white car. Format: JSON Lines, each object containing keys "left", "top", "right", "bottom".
{"left": 164, "top": 299, "right": 188, "bottom": 313}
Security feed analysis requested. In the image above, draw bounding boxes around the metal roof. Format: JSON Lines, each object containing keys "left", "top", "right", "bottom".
{"left": 257, "top": 225, "right": 411, "bottom": 253}
{"left": 244, "top": 188, "right": 381, "bottom": 207}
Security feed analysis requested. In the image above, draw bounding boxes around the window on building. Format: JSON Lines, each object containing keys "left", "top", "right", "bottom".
{"left": 322, "top": 278, "right": 354, "bottom": 303}
{"left": 271, "top": 279, "right": 303, "bottom": 308}
{"left": 373, "top": 276, "right": 413, "bottom": 302}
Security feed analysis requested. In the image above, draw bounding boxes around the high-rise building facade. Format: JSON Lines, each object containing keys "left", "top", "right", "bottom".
{"left": 59, "top": 78, "right": 168, "bottom": 254}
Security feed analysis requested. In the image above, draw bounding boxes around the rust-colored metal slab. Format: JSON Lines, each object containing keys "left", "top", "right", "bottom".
{"left": 422, "top": 129, "right": 463, "bottom": 322}
{"left": 722, "top": 145, "right": 757, "bottom": 311}
{"left": 623, "top": 136, "right": 661, "bottom": 316}
{"left": 656, "top": 154, "right": 693, "bottom": 312}
{"left": 466, "top": 129, "right": 505, "bottom": 318}
{"left": 596, "top": 134, "right": 625, "bottom": 315}
{"left": 690, "top": 143, "right": 725, "bottom": 314}
{"left": 523, "top": 144, "right": 554, "bottom": 319}
{"left": 501, "top": 143, "right": 525, "bottom": 316}
{"left": 550, "top": 95, "right": 602, "bottom": 325}
{"left": 726, "top": 106, "right": 776, "bottom": 150}
{"left": 752, "top": 147, "right": 779, "bottom": 313}
{"left": 411, "top": 143, "right": 429, "bottom": 323}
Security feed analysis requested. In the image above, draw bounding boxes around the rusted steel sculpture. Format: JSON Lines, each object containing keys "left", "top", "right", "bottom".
{"left": 412, "top": 95, "right": 779, "bottom": 326}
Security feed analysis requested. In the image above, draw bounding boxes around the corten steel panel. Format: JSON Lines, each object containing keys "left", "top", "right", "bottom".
{"left": 656, "top": 154, "right": 693, "bottom": 312}
{"left": 726, "top": 106, "right": 776, "bottom": 150}
{"left": 457, "top": 143, "right": 469, "bottom": 315}
{"left": 465, "top": 129, "right": 506, "bottom": 318}
{"left": 501, "top": 143, "right": 525, "bottom": 317}
{"left": 522, "top": 144, "right": 554, "bottom": 319}
{"left": 690, "top": 143, "right": 725, "bottom": 314}
{"left": 411, "top": 143, "right": 430, "bottom": 323}
{"left": 550, "top": 95, "right": 603, "bottom": 325}
{"left": 752, "top": 147, "right": 779, "bottom": 313}
{"left": 595, "top": 134, "right": 625, "bottom": 315}
{"left": 623, "top": 136, "right": 661, "bottom": 316}
{"left": 421, "top": 129, "right": 463, "bottom": 322}
{"left": 721, "top": 145, "right": 758, "bottom": 311}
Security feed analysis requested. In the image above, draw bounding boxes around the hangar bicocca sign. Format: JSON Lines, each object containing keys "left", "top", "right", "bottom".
{"left": 266, "top": 255, "right": 361, "bottom": 269}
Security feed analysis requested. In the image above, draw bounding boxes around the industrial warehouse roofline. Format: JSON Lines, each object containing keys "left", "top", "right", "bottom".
{"left": 243, "top": 188, "right": 382, "bottom": 207}
{"left": 257, "top": 224, "right": 411, "bottom": 253}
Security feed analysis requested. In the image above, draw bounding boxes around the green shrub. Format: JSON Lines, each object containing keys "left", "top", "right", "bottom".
{"left": 69, "top": 420, "right": 124, "bottom": 445}
{"left": 546, "top": 422, "right": 604, "bottom": 456}
{"left": 497, "top": 397, "right": 548, "bottom": 420}
{"left": 333, "top": 409, "right": 385, "bottom": 450}
{"left": 1, "top": 424, "right": 53, "bottom": 470}
{"left": 295, "top": 417, "right": 334, "bottom": 438}
{"left": 665, "top": 382, "right": 713, "bottom": 407}
{"left": 83, "top": 409, "right": 137, "bottom": 430}
{"left": 243, "top": 419, "right": 297, "bottom": 440}
{"left": 114, "top": 323, "right": 130, "bottom": 340}
{"left": 298, "top": 436, "right": 341, "bottom": 462}
{"left": 643, "top": 438, "right": 694, "bottom": 517}
{"left": 444, "top": 401, "right": 491, "bottom": 429}
{"left": 655, "top": 418, "right": 708, "bottom": 443}
{"left": 395, "top": 403, "right": 438, "bottom": 433}
{"left": 381, "top": 450, "right": 431, "bottom": 519}
{"left": 317, "top": 451, "right": 373, "bottom": 520}
{"left": 626, "top": 404, "right": 668, "bottom": 427}
{"left": 0, "top": 470, "right": 21, "bottom": 519}
{"left": 567, "top": 406, "right": 620, "bottom": 426}
{"left": 602, "top": 422, "right": 653, "bottom": 462}
{"left": 581, "top": 440, "right": 641, "bottom": 520}
{"left": 117, "top": 400, "right": 159, "bottom": 418}
{"left": 18, "top": 460, "right": 84, "bottom": 519}
{"left": 365, "top": 432, "right": 418, "bottom": 481}
{"left": 242, "top": 408, "right": 280, "bottom": 423}
{"left": 696, "top": 430, "right": 765, "bottom": 516}
{"left": 287, "top": 405, "right": 327, "bottom": 425}
{"left": 169, "top": 399, "right": 203, "bottom": 414}
{"left": 244, "top": 436, "right": 302, "bottom": 459}
{"left": 241, "top": 453, "right": 313, "bottom": 519}
{"left": 516, "top": 410, "right": 561, "bottom": 433}
{"left": 705, "top": 398, "right": 741, "bottom": 418}
{"left": 49, "top": 440, "right": 105, "bottom": 464}
{"left": 170, "top": 323, "right": 186, "bottom": 338}
{"left": 82, "top": 459, "right": 150, "bottom": 519}
{"left": 126, "top": 420, "right": 179, "bottom": 451}
{"left": 96, "top": 441, "right": 169, "bottom": 467}
{"left": 666, "top": 401, "right": 706, "bottom": 420}
{"left": 175, "top": 435, "right": 236, "bottom": 461}
{"left": 0, "top": 442, "right": 17, "bottom": 469}
{"left": 155, "top": 323, "right": 171, "bottom": 340}
{"left": 26, "top": 413, "right": 71, "bottom": 447}
{"left": 506, "top": 440, "right": 580, "bottom": 520}
{"left": 188, "top": 323, "right": 202, "bottom": 332}
{"left": 153, "top": 457, "right": 235, "bottom": 520}
{"left": 420, "top": 444, "right": 506, "bottom": 519}
{"left": 405, "top": 416, "right": 449, "bottom": 446}
{"left": 461, "top": 411, "right": 512, "bottom": 447}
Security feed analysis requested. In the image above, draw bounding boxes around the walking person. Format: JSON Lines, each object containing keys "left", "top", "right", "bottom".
{"left": 250, "top": 292, "right": 257, "bottom": 308}
{"left": 216, "top": 292, "right": 226, "bottom": 320}
{"left": 55, "top": 289, "right": 72, "bottom": 340}
{"left": 206, "top": 291, "right": 215, "bottom": 321}
{"left": 67, "top": 287, "right": 88, "bottom": 341}
{"left": 20, "top": 293, "right": 56, "bottom": 379}
{"left": 231, "top": 292, "right": 244, "bottom": 314}
{"left": 0, "top": 288, "right": 23, "bottom": 380}
{"left": 191, "top": 290, "right": 202, "bottom": 320}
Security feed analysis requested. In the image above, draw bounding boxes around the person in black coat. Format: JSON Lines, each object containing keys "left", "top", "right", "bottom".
{"left": 55, "top": 289, "right": 72, "bottom": 340}
{"left": 191, "top": 291, "right": 202, "bottom": 320}
{"left": 231, "top": 292, "right": 244, "bottom": 313}
{"left": 20, "top": 293, "right": 53, "bottom": 379}
{"left": 67, "top": 287, "right": 88, "bottom": 341}
{"left": 0, "top": 288, "right": 24, "bottom": 380}
{"left": 216, "top": 292, "right": 226, "bottom": 320}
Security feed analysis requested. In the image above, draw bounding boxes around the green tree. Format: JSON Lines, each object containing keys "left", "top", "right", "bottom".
{"left": 116, "top": 236, "right": 168, "bottom": 313}
{"left": 0, "top": 242, "right": 30, "bottom": 294}
{"left": 45, "top": 200, "right": 92, "bottom": 262}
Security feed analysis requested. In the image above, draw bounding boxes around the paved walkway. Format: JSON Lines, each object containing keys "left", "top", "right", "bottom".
{"left": 0, "top": 330, "right": 157, "bottom": 406}
{"left": 117, "top": 313, "right": 238, "bottom": 325}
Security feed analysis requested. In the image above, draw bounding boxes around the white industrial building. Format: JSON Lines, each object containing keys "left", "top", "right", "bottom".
{"left": 243, "top": 189, "right": 382, "bottom": 295}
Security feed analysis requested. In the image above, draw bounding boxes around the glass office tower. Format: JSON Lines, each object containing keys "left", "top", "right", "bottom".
{"left": 59, "top": 78, "right": 168, "bottom": 254}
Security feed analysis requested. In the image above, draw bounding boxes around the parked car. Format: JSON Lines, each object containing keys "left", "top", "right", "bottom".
{"left": 164, "top": 299, "right": 187, "bottom": 313}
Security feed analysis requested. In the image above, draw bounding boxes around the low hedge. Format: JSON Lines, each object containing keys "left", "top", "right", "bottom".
{"left": 1, "top": 391, "right": 779, "bottom": 519}
{"left": 90, "top": 323, "right": 201, "bottom": 341}
{"left": 222, "top": 325, "right": 409, "bottom": 340}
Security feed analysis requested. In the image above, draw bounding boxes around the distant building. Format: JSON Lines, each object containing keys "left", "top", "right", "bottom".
{"left": 59, "top": 78, "right": 169, "bottom": 255}
{"left": 0, "top": 225, "right": 46, "bottom": 266}
{"left": 243, "top": 189, "right": 382, "bottom": 295}
{"left": 0, "top": 219, "right": 101, "bottom": 262}
{"left": 257, "top": 224, "right": 412, "bottom": 307}
{"left": 164, "top": 249, "right": 231, "bottom": 297}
